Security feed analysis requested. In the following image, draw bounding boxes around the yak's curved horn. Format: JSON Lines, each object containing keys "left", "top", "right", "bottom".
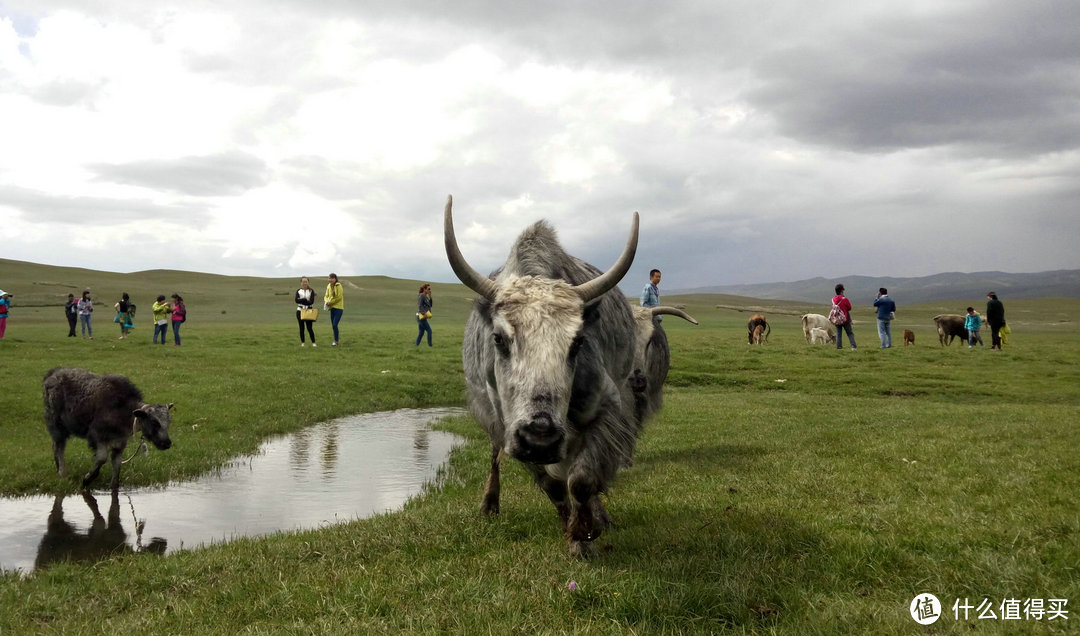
{"left": 651, "top": 306, "right": 699, "bottom": 325}
{"left": 574, "top": 211, "right": 639, "bottom": 303}
{"left": 444, "top": 195, "right": 498, "bottom": 301}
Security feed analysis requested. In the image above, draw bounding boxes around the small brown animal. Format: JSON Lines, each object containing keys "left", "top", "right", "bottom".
{"left": 903, "top": 329, "right": 915, "bottom": 346}
{"left": 747, "top": 314, "right": 769, "bottom": 345}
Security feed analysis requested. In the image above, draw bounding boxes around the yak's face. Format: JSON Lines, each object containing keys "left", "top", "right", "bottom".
{"left": 489, "top": 277, "right": 587, "bottom": 465}
{"left": 134, "top": 403, "right": 174, "bottom": 451}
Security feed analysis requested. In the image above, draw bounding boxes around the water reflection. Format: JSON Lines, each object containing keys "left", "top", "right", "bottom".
{"left": 0, "top": 408, "right": 464, "bottom": 574}
{"left": 36, "top": 492, "right": 167, "bottom": 569}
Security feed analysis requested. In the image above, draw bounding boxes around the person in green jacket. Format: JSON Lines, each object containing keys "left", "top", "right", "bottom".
{"left": 152, "top": 295, "right": 171, "bottom": 345}
{"left": 325, "top": 273, "right": 344, "bottom": 346}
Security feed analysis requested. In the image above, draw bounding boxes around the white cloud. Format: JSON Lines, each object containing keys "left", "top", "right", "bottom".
{"left": 0, "top": 1, "right": 1077, "bottom": 286}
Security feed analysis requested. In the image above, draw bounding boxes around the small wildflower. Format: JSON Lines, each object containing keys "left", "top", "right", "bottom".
{"left": 567, "top": 581, "right": 578, "bottom": 591}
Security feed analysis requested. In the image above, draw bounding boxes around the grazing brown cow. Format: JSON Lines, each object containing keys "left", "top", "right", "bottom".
{"left": 932, "top": 314, "right": 968, "bottom": 346}
{"left": 903, "top": 329, "right": 915, "bottom": 346}
{"left": 747, "top": 314, "right": 769, "bottom": 345}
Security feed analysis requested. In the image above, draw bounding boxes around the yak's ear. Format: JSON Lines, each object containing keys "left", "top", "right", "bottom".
{"left": 582, "top": 298, "right": 603, "bottom": 326}
{"left": 167, "top": 402, "right": 175, "bottom": 410}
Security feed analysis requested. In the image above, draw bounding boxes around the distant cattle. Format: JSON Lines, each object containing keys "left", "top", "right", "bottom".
{"left": 903, "top": 329, "right": 915, "bottom": 346}
{"left": 43, "top": 367, "right": 174, "bottom": 491}
{"left": 932, "top": 315, "right": 969, "bottom": 347}
{"left": 747, "top": 314, "right": 769, "bottom": 345}
{"left": 809, "top": 327, "right": 830, "bottom": 344}
{"left": 801, "top": 313, "right": 835, "bottom": 344}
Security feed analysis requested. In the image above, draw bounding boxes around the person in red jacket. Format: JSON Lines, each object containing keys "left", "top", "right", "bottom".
{"left": 832, "top": 283, "right": 856, "bottom": 350}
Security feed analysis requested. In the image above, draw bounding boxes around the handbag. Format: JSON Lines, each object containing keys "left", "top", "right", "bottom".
{"left": 300, "top": 308, "right": 319, "bottom": 321}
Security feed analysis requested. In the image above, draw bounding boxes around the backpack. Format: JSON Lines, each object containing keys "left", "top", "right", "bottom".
{"left": 828, "top": 301, "right": 847, "bottom": 326}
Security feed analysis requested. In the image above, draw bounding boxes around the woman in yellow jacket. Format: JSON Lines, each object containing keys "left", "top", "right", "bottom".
{"left": 324, "top": 273, "right": 344, "bottom": 346}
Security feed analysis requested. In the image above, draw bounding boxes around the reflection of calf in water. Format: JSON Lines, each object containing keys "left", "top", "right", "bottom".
{"left": 35, "top": 492, "right": 166, "bottom": 569}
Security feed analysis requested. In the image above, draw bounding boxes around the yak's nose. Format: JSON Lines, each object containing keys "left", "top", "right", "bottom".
{"left": 512, "top": 414, "right": 564, "bottom": 464}
{"left": 157, "top": 438, "right": 172, "bottom": 450}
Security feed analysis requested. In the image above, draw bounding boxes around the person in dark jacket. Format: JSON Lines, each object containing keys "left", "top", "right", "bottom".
{"left": 415, "top": 283, "right": 433, "bottom": 347}
{"left": 65, "top": 293, "right": 78, "bottom": 337}
{"left": 986, "top": 291, "right": 1006, "bottom": 350}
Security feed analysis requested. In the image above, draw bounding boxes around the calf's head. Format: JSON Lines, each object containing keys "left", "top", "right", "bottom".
{"left": 444, "top": 195, "right": 637, "bottom": 465}
{"left": 135, "top": 403, "right": 174, "bottom": 450}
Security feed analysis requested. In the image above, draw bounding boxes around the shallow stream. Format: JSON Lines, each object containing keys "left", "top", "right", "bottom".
{"left": 0, "top": 407, "right": 465, "bottom": 574}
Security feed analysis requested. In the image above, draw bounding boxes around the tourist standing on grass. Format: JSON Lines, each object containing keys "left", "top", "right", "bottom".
{"left": 986, "top": 291, "right": 1006, "bottom": 350}
{"left": 832, "top": 284, "right": 856, "bottom": 350}
{"left": 641, "top": 269, "right": 661, "bottom": 308}
{"left": 0, "top": 290, "right": 10, "bottom": 339}
{"left": 170, "top": 294, "right": 186, "bottom": 346}
{"left": 65, "top": 293, "right": 78, "bottom": 337}
{"left": 113, "top": 292, "right": 134, "bottom": 339}
{"left": 873, "top": 287, "right": 896, "bottom": 348}
{"left": 324, "top": 273, "right": 344, "bottom": 347}
{"left": 296, "top": 276, "right": 317, "bottom": 347}
{"left": 77, "top": 290, "right": 94, "bottom": 339}
{"left": 152, "top": 295, "right": 170, "bottom": 345}
{"left": 965, "top": 307, "right": 984, "bottom": 349}
{"left": 415, "top": 283, "right": 433, "bottom": 347}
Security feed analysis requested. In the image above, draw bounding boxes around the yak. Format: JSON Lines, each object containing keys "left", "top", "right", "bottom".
{"left": 445, "top": 195, "right": 641, "bottom": 558}
{"left": 932, "top": 314, "right": 969, "bottom": 346}
{"left": 43, "top": 367, "right": 173, "bottom": 491}
{"left": 747, "top": 314, "right": 769, "bottom": 345}
{"left": 628, "top": 305, "right": 697, "bottom": 426}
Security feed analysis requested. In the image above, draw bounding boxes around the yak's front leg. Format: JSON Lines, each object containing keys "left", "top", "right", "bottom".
{"left": 481, "top": 443, "right": 502, "bottom": 515}
{"left": 81, "top": 444, "right": 109, "bottom": 489}
{"left": 564, "top": 409, "right": 632, "bottom": 557}
{"left": 107, "top": 445, "right": 125, "bottom": 492}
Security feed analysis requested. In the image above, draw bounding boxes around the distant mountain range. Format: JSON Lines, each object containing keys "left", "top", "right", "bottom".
{"left": 669, "top": 270, "right": 1080, "bottom": 305}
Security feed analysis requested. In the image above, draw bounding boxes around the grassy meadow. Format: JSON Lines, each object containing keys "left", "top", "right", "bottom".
{"left": 0, "top": 259, "right": 1078, "bottom": 634}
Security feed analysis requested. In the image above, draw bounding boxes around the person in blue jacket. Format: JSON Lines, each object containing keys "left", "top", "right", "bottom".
{"left": 873, "top": 287, "right": 897, "bottom": 348}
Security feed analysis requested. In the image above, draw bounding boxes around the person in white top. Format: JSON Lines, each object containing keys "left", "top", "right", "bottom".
{"left": 295, "top": 276, "right": 317, "bottom": 346}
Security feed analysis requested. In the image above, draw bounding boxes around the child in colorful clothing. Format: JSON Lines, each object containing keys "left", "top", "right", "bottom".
{"left": 0, "top": 290, "right": 11, "bottom": 339}
{"left": 964, "top": 307, "right": 984, "bottom": 349}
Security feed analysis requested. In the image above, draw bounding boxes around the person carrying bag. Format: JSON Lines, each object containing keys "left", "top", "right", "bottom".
{"left": 296, "top": 276, "right": 318, "bottom": 347}
{"left": 415, "top": 283, "right": 433, "bottom": 347}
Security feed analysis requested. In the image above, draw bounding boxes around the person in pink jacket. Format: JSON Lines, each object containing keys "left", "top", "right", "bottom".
{"left": 832, "top": 283, "right": 856, "bottom": 350}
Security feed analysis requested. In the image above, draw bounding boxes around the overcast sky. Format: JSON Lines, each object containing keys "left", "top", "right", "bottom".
{"left": 2, "top": 1, "right": 1078, "bottom": 290}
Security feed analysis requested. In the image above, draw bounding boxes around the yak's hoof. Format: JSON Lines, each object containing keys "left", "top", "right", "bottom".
{"left": 567, "top": 539, "right": 597, "bottom": 560}
{"left": 481, "top": 500, "right": 500, "bottom": 516}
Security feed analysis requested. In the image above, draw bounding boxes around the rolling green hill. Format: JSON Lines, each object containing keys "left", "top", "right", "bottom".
{"left": 2, "top": 258, "right": 1077, "bottom": 334}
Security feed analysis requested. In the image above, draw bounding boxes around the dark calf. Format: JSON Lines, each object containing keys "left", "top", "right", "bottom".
{"left": 43, "top": 367, "right": 173, "bottom": 491}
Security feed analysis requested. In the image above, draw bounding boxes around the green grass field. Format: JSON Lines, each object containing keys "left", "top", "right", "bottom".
{"left": 1, "top": 261, "right": 1077, "bottom": 634}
